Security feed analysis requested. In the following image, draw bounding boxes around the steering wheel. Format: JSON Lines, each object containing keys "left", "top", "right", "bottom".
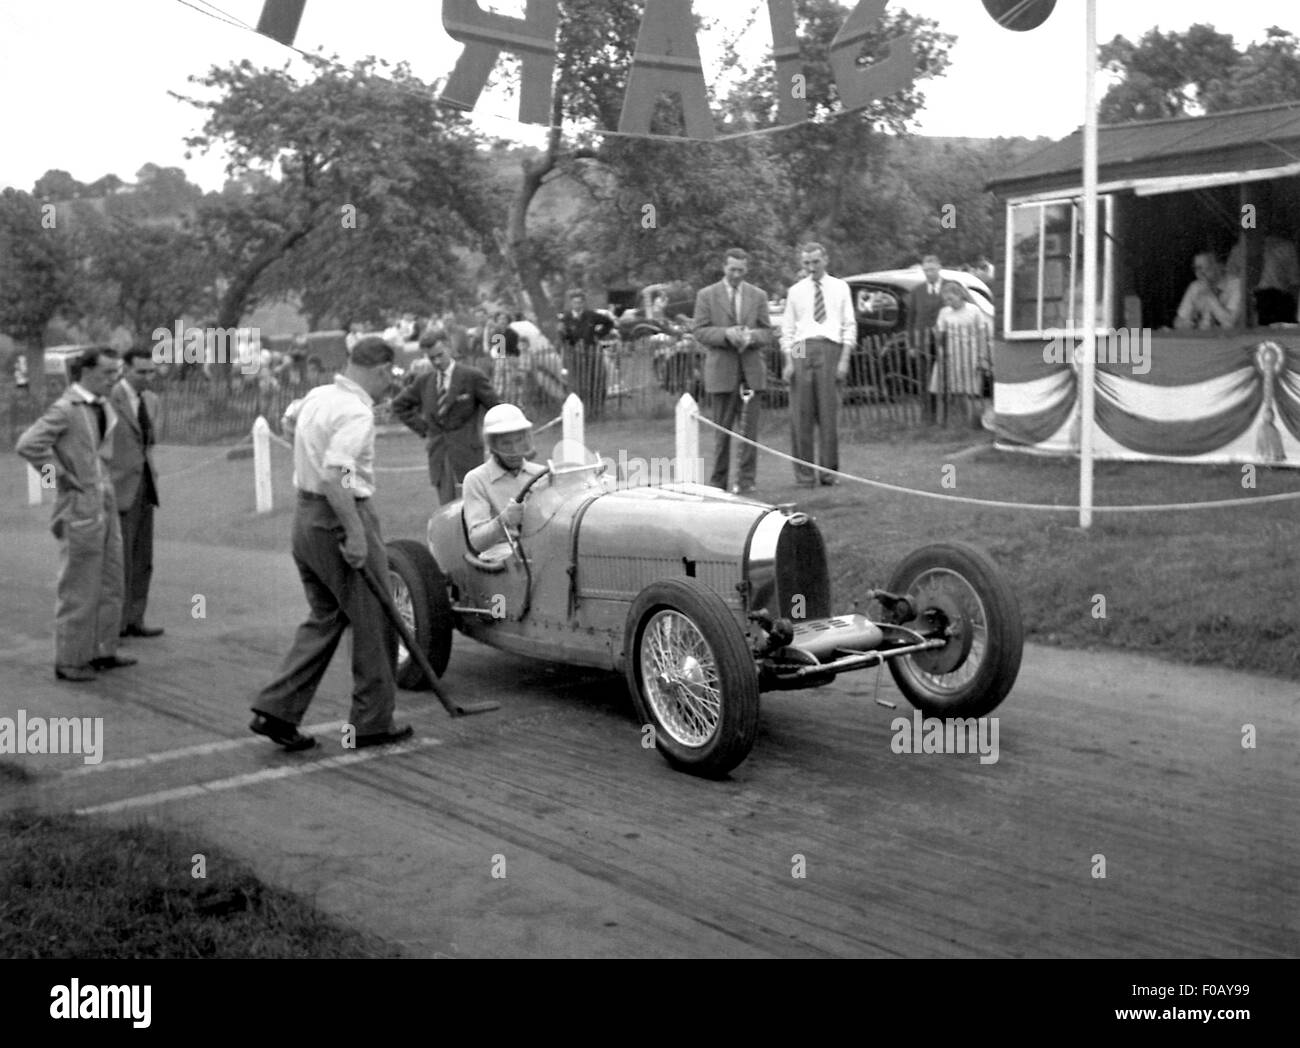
{"left": 500, "top": 465, "right": 553, "bottom": 559}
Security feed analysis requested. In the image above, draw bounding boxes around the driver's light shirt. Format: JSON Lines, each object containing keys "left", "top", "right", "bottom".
{"left": 284, "top": 374, "right": 377, "bottom": 497}
{"left": 463, "top": 457, "right": 547, "bottom": 552}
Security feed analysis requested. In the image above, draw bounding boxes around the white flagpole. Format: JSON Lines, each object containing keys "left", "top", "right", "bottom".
{"left": 1079, "top": 0, "right": 1098, "bottom": 528}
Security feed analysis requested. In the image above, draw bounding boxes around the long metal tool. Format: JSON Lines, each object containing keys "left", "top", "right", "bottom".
{"left": 357, "top": 564, "right": 500, "bottom": 717}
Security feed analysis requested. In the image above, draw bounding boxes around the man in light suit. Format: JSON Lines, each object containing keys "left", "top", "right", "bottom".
{"left": 391, "top": 332, "right": 500, "bottom": 505}
{"left": 110, "top": 347, "right": 164, "bottom": 638}
{"left": 16, "top": 346, "right": 136, "bottom": 681}
{"left": 692, "top": 248, "right": 774, "bottom": 493}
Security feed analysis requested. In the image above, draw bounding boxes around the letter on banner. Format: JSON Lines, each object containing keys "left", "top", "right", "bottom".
{"left": 256, "top": 0, "right": 307, "bottom": 47}
{"left": 440, "top": 0, "right": 559, "bottom": 126}
{"left": 767, "top": 0, "right": 807, "bottom": 126}
{"left": 619, "top": 0, "right": 715, "bottom": 141}
{"left": 828, "top": 0, "right": 916, "bottom": 113}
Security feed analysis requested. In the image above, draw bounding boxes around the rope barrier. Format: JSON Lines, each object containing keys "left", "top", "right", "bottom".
{"left": 693, "top": 412, "right": 1300, "bottom": 514}
{"left": 155, "top": 435, "right": 254, "bottom": 481}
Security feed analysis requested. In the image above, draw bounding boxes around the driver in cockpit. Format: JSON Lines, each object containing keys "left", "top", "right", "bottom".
{"left": 463, "top": 404, "right": 548, "bottom": 553}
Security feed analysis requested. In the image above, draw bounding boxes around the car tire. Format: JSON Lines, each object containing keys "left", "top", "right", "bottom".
{"left": 624, "top": 577, "right": 760, "bottom": 778}
{"left": 885, "top": 542, "right": 1022, "bottom": 718}
{"left": 385, "top": 539, "right": 453, "bottom": 690}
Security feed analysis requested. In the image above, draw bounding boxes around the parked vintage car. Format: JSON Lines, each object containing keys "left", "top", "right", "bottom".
{"left": 840, "top": 267, "right": 995, "bottom": 399}
{"left": 385, "top": 446, "right": 1023, "bottom": 778}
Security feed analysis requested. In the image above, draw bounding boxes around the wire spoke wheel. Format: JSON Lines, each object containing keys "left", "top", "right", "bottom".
{"left": 624, "top": 578, "right": 760, "bottom": 778}
{"left": 641, "top": 610, "right": 723, "bottom": 747}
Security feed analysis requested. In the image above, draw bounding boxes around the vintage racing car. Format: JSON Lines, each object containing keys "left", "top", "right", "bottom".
{"left": 385, "top": 448, "right": 1022, "bottom": 777}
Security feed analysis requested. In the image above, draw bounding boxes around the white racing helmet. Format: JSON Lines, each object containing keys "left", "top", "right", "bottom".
{"left": 483, "top": 403, "right": 534, "bottom": 466}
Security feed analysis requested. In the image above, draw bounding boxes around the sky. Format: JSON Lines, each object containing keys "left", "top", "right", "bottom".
{"left": 0, "top": 1, "right": 1293, "bottom": 193}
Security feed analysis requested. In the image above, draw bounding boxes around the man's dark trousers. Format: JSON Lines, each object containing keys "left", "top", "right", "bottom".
{"left": 119, "top": 470, "right": 156, "bottom": 631}
{"left": 709, "top": 389, "right": 759, "bottom": 490}
{"left": 790, "top": 338, "right": 841, "bottom": 483}
{"left": 254, "top": 495, "right": 397, "bottom": 737}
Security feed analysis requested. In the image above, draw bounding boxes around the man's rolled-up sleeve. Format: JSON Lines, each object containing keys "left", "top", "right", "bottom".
{"left": 322, "top": 408, "right": 373, "bottom": 476}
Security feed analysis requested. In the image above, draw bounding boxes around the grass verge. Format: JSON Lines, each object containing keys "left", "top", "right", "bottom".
{"left": 0, "top": 809, "right": 400, "bottom": 958}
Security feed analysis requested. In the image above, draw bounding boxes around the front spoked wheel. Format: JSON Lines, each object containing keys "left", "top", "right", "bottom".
{"left": 625, "top": 578, "right": 759, "bottom": 778}
{"left": 885, "top": 542, "right": 1022, "bottom": 717}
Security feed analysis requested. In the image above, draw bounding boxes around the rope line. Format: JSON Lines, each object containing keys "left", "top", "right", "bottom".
{"left": 693, "top": 412, "right": 1300, "bottom": 513}
{"left": 156, "top": 434, "right": 253, "bottom": 481}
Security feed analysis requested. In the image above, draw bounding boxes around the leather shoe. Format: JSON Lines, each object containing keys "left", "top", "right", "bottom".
{"left": 121, "top": 625, "right": 165, "bottom": 638}
{"left": 249, "top": 713, "right": 317, "bottom": 752}
{"left": 55, "top": 664, "right": 97, "bottom": 682}
{"left": 354, "top": 724, "right": 415, "bottom": 749}
{"left": 90, "top": 654, "right": 138, "bottom": 670}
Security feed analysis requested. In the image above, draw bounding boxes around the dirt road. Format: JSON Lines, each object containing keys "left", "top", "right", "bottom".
{"left": 1, "top": 520, "right": 1296, "bottom": 958}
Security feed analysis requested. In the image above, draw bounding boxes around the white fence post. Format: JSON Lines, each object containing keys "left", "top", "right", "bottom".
{"left": 252, "top": 416, "right": 273, "bottom": 514}
{"left": 675, "top": 394, "right": 700, "bottom": 484}
{"left": 27, "top": 465, "right": 43, "bottom": 506}
{"left": 562, "top": 393, "right": 584, "bottom": 451}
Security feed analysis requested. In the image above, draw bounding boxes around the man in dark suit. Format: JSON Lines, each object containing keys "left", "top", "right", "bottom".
{"left": 908, "top": 254, "right": 946, "bottom": 422}
{"left": 692, "top": 248, "right": 774, "bottom": 493}
{"left": 558, "top": 289, "right": 615, "bottom": 420}
{"left": 109, "top": 348, "right": 164, "bottom": 638}
{"left": 391, "top": 332, "right": 499, "bottom": 505}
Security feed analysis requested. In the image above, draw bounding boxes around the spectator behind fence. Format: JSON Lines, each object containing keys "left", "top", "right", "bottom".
{"left": 558, "top": 289, "right": 615, "bottom": 420}
{"left": 490, "top": 310, "right": 524, "bottom": 402}
{"left": 933, "top": 281, "right": 993, "bottom": 428}
{"left": 16, "top": 346, "right": 136, "bottom": 681}
{"left": 391, "top": 332, "right": 499, "bottom": 506}
{"left": 780, "top": 242, "right": 855, "bottom": 487}
{"left": 1174, "top": 251, "right": 1242, "bottom": 330}
{"left": 109, "top": 348, "right": 164, "bottom": 638}
{"left": 908, "top": 254, "right": 946, "bottom": 423}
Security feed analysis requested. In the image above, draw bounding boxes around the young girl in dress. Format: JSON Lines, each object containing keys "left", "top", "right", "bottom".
{"left": 933, "top": 280, "right": 993, "bottom": 426}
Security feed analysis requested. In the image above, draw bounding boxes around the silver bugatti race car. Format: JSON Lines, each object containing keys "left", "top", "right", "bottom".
{"left": 385, "top": 451, "right": 1023, "bottom": 777}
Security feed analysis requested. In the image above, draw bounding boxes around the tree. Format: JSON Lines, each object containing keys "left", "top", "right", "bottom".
{"left": 0, "top": 188, "right": 77, "bottom": 403}
{"left": 718, "top": 0, "right": 954, "bottom": 275}
{"left": 1099, "top": 23, "right": 1300, "bottom": 123}
{"left": 32, "top": 169, "right": 86, "bottom": 202}
{"left": 176, "top": 54, "right": 499, "bottom": 341}
{"left": 498, "top": 0, "right": 646, "bottom": 325}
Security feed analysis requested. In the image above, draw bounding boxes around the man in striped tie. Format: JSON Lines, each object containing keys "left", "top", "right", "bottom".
{"left": 780, "top": 243, "right": 857, "bottom": 486}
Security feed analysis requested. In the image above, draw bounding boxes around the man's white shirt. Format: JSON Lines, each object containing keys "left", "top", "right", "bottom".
{"left": 780, "top": 274, "right": 856, "bottom": 356}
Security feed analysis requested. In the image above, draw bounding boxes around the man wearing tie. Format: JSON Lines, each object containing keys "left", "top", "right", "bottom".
{"left": 16, "top": 346, "right": 135, "bottom": 680}
{"left": 391, "top": 332, "right": 499, "bottom": 505}
{"left": 692, "top": 248, "right": 774, "bottom": 494}
{"left": 110, "top": 348, "right": 164, "bottom": 638}
{"left": 908, "top": 254, "right": 946, "bottom": 422}
{"left": 780, "top": 243, "right": 857, "bottom": 486}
